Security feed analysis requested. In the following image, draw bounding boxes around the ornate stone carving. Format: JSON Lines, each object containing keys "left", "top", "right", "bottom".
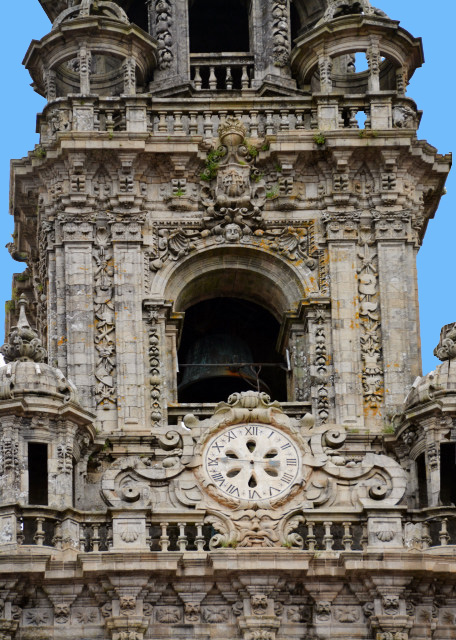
{"left": 93, "top": 225, "right": 116, "bottom": 407}
{"left": 312, "top": 309, "right": 331, "bottom": 424}
{"left": 156, "top": 606, "right": 181, "bottom": 624}
{"left": 251, "top": 595, "right": 268, "bottom": 616}
{"left": 54, "top": 604, "right": 70, "bottom": 624}
{"left": 200, "top": 118, "right": 266, "bottom": 237}
{"left": 315, "top": 601, "right": 331, "bottom": 621}
{"left": 145, "top": 304, "right": 163, "bottom": 425}
{"left": 184, "top": 603, "right": 200, "bottom": 622}
{"left": 155, "top": 0, "right": 174, "bottom": 70}
{"left": 334, "top": 606, "right": 360, "bottom": 622}
{"left": 120, "top": 596, "right": 136, "bottom": 616}
{"left": 24, "top": 610, "right": 49, "bottom": 626}
{"left": 434, "top": 323, "right": 456, "bottom": 361}
{"left": 357, "top": 227, "right": 383, "bottom": 410}
{"left": 322, "top": 0, "right": 387, "bottom": 21}
{"left": 202, "top": 606, "right": 229, "bottom": 623}
{"left": 0, "top": 295, "right": 47, "bottom": 363}
{"left": 271, "top": 0, "right": 290, "bottom": 67}
{"left": 74, "top": 608, "right": 97, "bottom": 623}
{"left": 383, "top": 595, "right": 400, "bottom": 616}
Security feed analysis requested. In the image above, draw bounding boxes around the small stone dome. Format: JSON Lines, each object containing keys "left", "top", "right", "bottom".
{"left": 0, "top": 360, "right": 79, "bottom": 405}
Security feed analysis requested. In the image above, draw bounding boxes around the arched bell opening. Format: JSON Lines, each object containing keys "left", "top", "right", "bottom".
{"left": 177, "top": 298, "right": 287, "bottom": 403}
{"left": 188, "top": 0, "right": 251, "bottom": 53}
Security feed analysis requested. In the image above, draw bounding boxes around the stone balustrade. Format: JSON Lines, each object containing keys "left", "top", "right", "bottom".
{"left": 190, "top": 53, "right": 255, "bottom": 91}
{"left": 37, "top": 94, "right": 419, "bottom": 143}
{"left": 2, "top": 506, "right": 456, "bottom": 554}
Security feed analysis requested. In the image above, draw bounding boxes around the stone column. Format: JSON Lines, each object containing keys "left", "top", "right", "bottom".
{"left": 324, "top": 213, "right": 364, "bottom": 426}
{"left": 375, "top": 211, "right": 421, "bottom": 415}
{"left": 62, "top": 221, "right": 96, "bottom": 412}
{"left": 149, "top": 0, "right": 190, "bottom": 90}
{"left": 112, "top": 219, "right": 146, "bottom": 431}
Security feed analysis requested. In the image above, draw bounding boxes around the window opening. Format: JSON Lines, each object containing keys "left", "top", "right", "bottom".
{"left": 28, "top": 443, "right": 48, "bottom": 506}
{"left": 177, "top": 298, "right": 287, "bottom": 403}
{"left": 416, "top": 452, "right": 427, "bottom": 508}
{"left": 440, "top": 443, "right": 456, "bottom": 506}
{"left": 189, "top": 0, "right": 250, "bottom": 53}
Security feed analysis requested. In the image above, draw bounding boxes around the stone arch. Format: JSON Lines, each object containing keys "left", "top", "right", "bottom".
{"left": 160, "top": 246, "right": 309, "bottom": 319}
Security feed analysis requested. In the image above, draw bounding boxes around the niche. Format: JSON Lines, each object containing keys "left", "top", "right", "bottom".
{"left": 177, "top": 298, "right": 287, "bottom": 403}
{"left": 416, "top": 452, "right": 427, "bottom": 508}
{"left": 188, "top": 0, "right": 250, "bottom": 53}
{"left": 28, "top": 443, "right": 48, "bottom": 506}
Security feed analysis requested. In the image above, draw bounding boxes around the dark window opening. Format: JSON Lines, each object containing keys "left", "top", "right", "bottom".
{"left": 290, "top": 1, "right": 301, "bottom": 43}
{"left": 72, "top": 457, "right": 77, "bottom": 508}
{"left": 416, "top": 452, "right": 427, "bottom": 508}
{"left": 177, "top": 298, "right": 286, "bottom": 403}
{"left": 126, "top": 1, "right": 149, "bottom": 32}
{"left": 28, "top": 443, "right": 48, "bottom": 506}
{"left": 189, "top": 0, "right": 250, "bottom": 53}
{"left": 440, "top": 443, "right": 456, "bottom": 506}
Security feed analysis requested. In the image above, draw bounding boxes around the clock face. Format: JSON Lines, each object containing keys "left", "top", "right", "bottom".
{"left": 203, "top": 424, "right": 301, "bottom": 503}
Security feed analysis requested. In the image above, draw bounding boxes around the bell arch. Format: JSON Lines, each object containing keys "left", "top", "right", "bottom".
{"left": 161, "top": 246, "right": 308, "bottom": 319}
{"left": 158, "top": 246, "right": 311, "bottom": 406}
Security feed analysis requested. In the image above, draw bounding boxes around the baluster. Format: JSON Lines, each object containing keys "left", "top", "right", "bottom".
{"left": 16, "top": 516, "right": 24, "bottom": 546}
{"left": 360, "top": 522, "right": 368, "bottom": 551}
{"left": 241, "top": 65, "right": 249, "bottom": 90}
{"left": 421, "top": 522, "right": 432, "bottom": 549}
{"left": 295, "top": 109, "right": 304, "bottom": 129}
{"left": 265, "top": 110, "right": 274, "bottom": 136}
{"left": 157, "top": 111, "right": 168, "bottom": 133}
{"left": 107, "top": 524, "right": 113, "bottom": 550}
{"left": 159, "top": 522, "right": 170, "bottom": 552}
{"left": 193, "top": 66, "right": 202, "bottom": 91}
{"left": 209, "top": 67, "right": 217, "bottom": 90}
{"left": 218, "top": 110, "right": 227, "bottom": 133}
{"left": 249, "top": 110, "right": 259, "bottom": 138}
{"left": 79, "top": 523, "right": 87, "bottom": 552}
{"left": 33, "top": 517, "right": 45, "bottom": 546}
{"left": 189, "top": 111, "right": 198, "bottom": 135}
{"left": 105, "top": 109, "right": 115, "bottom": 135}
{"left": 203, "top": 111, "right": 213, "bottom": 138}
{"left": 234, "top": 110, "right": 243, "bottom": 126}
{"left": 280, "top": 109, "right": 290, "bottom": 131}
{"left": 226, "top": 66, "right": 233, "bottom": 91}
{"left": 173, "top": 111, "right": 184, "bottom": 134}
{"left": 439, "top": 518, "right": 450, "bottom": 546}
{"left": 92, "top": 524, "right": 100, "bottom": 552}
{"left": 195, "top": 524, "right": 205, "bottom": 552}
{"left": 342, "top": 522, "right": 353, "bottom": 551}
{"left": 52, "top": 521, "right": 63, "bottom": 550}
{"left": 323, "top": 521, "right": 334, "bottom": 551}
{"left": 178, "top": 522, "right": 188, "bottom": 552}
{"left": 306, "top": 521, "right": 316, "bottom": 551}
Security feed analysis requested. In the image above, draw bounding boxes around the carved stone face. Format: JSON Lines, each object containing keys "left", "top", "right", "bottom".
{"left": 382, "top": 595, "right": 400, "bottom": 615}
{"left": 120, "top": 595, "right": 136, "bottom": 614}
{"left": 251, "top": 594, "right": 268, "bottom": 614}
{"left": 224, "top": 223, "right": 242, "bottom": 243}
{"left": 54, "top": 604, "right": 70, "bottom": 623}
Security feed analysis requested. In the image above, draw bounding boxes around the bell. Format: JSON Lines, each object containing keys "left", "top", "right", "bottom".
{"left": 178, "top": 333, "right": 270, "bottom": 402}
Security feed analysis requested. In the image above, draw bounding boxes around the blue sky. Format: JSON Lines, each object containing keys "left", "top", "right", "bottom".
{"left": 0, "top": 1, "right": 454, "bottom": 375}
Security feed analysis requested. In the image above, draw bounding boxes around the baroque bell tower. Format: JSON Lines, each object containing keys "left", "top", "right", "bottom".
{"left": 0, "top": 0, "right": 454, "bottom": 639}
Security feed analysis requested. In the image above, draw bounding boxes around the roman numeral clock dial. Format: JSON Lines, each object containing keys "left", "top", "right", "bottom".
{"left": 202, "top": 424, "right": 302, "bottom": 505}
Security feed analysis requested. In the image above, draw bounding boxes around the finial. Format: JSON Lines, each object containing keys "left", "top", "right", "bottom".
{"left": 0, "top": 295, "right": 47, "bottom": 364}
{"left": 434, "top": 323, "right": 456, "bottom": 362}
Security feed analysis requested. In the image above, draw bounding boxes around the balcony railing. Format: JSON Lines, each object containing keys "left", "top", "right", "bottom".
{"left": 190, "top": 53, "right": 255, "bottom": 91}
{"left": 2, "top": 505, "right": 456, "bottom": 554}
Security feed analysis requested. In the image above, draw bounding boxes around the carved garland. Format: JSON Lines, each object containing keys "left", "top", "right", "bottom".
{"left": 93, "top": 225, "right": 117, "bottom": 408}
{"left": 145, "top": 305, "right": 162, "bottom": 426}
{"left": 155, "top": 0, "right": 174, "bottom": 70}
{"left": 272, "top": 0, "right": 291, "bottom": 67}
{"left": 357, "top": 226, "right": 384, "bottom": 410}
{"left": 313, "top": 309, "right": 330, "bottom": 424}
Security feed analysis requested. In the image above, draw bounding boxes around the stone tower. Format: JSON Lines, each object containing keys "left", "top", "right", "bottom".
{"left": 0, "top": 0, "right": 454, "bottom": 638}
